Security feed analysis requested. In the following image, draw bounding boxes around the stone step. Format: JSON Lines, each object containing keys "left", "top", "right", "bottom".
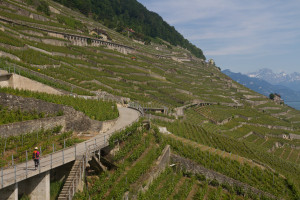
{"left": 57, "top": 159, "right": 84, "bottom": 200}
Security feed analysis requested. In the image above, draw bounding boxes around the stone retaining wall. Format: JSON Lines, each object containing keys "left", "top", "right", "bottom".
{"left": 144, "top": 114, "right": 175, "bottom": 122}
{"left": 98, "top": 118, "right": 118, "bottom": 134}
{"left": 0, "top": 93, "right": 117, "bottom": 137}
{"left": 140, "top": 145, "right": 170, "bottom": 192}
{"left": 241, "top": 122, "right": 293, "bottom": 131}
{"left": 0, "top": 51, "right": 20, "bottom": 61}
{"left": 0, "top": 93, "right": 63, "bottom": 114}
{"left": 0, "top": 116, "right": 66, "bottom": 137}
{"left": 129, "top": 145, "right": 170, "bottom": 199}
{"left": 171, "top": 154, "right": 276, "bottom": 199}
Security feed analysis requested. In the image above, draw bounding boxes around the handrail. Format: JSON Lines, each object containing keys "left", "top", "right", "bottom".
{"left": 63, "top": 156, "right": 85, "bottom": 200}
{"left": 128, "top": 102, "right": 144, "bottom": 116}
{"left": 0, "top": 107, "right": 140, "bottom": 190}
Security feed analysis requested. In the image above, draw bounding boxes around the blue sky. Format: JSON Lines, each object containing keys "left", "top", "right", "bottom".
{"left": 137, "top": 0, "right": 300, "bottom": 74}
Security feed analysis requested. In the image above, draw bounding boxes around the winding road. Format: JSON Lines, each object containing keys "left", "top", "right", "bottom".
{"left": 0, "top": 106, "right": 140, "bottom": 190}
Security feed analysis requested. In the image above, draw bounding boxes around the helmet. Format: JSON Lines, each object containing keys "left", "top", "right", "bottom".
{"left": 35, "top": 147, "right": 38, "bottom": 150}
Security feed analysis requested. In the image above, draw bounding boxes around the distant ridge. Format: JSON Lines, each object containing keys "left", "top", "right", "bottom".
{"left": 223, "top": 69, "right": 300, "bottom": 102}
{"left": 247, "top": 68, "right": 300, "bottom": 91}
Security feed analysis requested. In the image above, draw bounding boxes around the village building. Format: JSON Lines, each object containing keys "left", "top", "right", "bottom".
{"left": 89, "top": 28, "right": 111, "bottom": 41}
{"left": 208, "top": 59, "right": 215, "bottom": 65}
{"left": 123, "top": 28, "right": 136, "bottom": 38}
{"left": 273, "top": 93, "right": 284, "bottom": 104}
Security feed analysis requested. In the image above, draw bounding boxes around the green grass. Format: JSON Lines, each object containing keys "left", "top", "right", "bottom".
{"left": 50, "top": 180, "right": 64, "bottom": 200}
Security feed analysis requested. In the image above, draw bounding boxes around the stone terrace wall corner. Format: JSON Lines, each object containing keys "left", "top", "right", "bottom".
{"left": 0, "top": 116, "right": 66, "bottom": 137}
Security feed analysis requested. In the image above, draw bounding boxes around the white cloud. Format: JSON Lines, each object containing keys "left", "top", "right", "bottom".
{"left": 138, "top": 0, "right": 300, "bottom": 73}
{"left": 139, "top": 0, "right": 300, "bottom": 56}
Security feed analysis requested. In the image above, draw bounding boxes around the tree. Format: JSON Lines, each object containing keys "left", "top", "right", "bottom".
{"left": 269, "top": 93, "right": 275, "bottom": 100}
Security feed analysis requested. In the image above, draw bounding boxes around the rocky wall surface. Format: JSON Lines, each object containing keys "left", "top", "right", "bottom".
{"left": 0, "top": 116, "right": 66, "bottom": 137}
{"left": 0, "top": 93, "right": 107, "bottom": 137}
{"left": 130, "top": 145, "right": 171, "bottom": 199}
{"left": 0, "top": 93, "right": 64, "bottom": 114}
{"left": 138, "top": 145, "right": 170, "bottom": 193}
{"left": 171, "top": 154, "right": 275, "bottom": 199}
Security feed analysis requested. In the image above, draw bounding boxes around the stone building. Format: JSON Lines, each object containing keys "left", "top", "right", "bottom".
{"left": 89, "top": 28, "right": 111, "bottom": 41}
{"left": 273, "top": 93, "right": 284, "bottom": 104}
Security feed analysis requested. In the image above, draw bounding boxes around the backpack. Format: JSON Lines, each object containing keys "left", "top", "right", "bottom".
{"left": 32, "top": 150, "right": 39, "bottom": 159}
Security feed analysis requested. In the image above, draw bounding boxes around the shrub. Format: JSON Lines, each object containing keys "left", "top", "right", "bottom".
{"left": 209, "top": 179, "right": 219, "bottom": 187}
{"left": 37, "top": 0, "right": 50, "bottom": 16}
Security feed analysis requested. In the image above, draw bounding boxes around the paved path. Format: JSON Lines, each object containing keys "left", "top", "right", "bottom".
{"left": 0, "top": 106, "right": 140, "bottom": 189}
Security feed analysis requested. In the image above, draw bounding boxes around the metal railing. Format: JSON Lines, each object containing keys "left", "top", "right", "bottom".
{"left": 128, "top": 102, "right": 144, "bottom": 116}
{"left": 0, "top": 134, "right": 109, "bottom": 189}
{"left": 0, "top": 66, "right": 20, "bottom": 75}
{"left": 64, "top": 156, "right": 85, "bottom": 200}
{"left": 0, "top": 108, "right": 140, "bottom": 190}
{"left": 58, "top": 142, "right": 104, "bottom": 200}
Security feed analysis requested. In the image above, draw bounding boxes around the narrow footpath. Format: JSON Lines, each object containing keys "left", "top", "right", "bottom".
{"left": 1, "top": 106, "right": 140, "bottom": 190}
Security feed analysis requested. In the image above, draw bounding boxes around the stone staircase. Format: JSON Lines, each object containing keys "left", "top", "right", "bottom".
{"left": 58, "top": 158, "right": 85, "bottom": 200}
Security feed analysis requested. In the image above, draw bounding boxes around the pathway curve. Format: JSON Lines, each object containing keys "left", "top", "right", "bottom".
{"left": 0, "top": 106, "right": 140, "bottom": 189}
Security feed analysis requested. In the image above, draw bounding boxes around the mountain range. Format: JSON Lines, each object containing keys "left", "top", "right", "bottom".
{"left": 223, "top": 69, "right": 300, "bottom": 102}
{"left": 247, "top": 68, "right": 300, "bottom": 91}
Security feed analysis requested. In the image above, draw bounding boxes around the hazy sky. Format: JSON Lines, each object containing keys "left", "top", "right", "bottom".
{"left": 137, "top": 0, "right": 300, "bottom": 74}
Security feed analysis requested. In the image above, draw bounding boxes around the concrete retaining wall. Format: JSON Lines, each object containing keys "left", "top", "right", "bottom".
{"left": 0, "top": 73, "right": 62, "bottom": 95}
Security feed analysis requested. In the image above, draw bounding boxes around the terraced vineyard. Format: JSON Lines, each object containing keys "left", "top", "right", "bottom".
{"left": 139, "top": 168, "right": 249, "bottom": 200}
{"left": 0, "top": 126, "right": 84, "bottom": 167}
{"left": 160, "top": 132, "right": 299, "bottom": 199}
{"left": 0, "top": 87, "right": 118, "bottom": 121}
{"left": 0, "top": 105, "right": 62, "bottom": 125}
{"left": 74, "top": 123, "right": 287, "bottom": 199}
{"left": 74, "top": 123, "right": 165, "bottom": 200}
{"left": 0, "top": 0, "right": 299, "bottom": 198}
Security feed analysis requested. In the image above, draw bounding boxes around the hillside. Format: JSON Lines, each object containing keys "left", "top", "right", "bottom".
{"left": 0, "top": 0, "right": 300, "bottom": 199}
{"left": 51, "top": 0, "right": 206, "bottom": 59}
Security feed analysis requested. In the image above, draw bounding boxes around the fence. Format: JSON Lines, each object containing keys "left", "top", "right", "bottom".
{"left": 128, "top": 102, "right": 144, "bottom": 116}
{"left": 0, "top": 66, "right": 20, "bottom": 75}
{"left": 0, "top": 106, "right": 141, "bottom": 190}
{"left": 0, "top": 134, "right": 109, "bottom": 189}
{"left": 59, "top": 143, "right": 101, "bottom": 200}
